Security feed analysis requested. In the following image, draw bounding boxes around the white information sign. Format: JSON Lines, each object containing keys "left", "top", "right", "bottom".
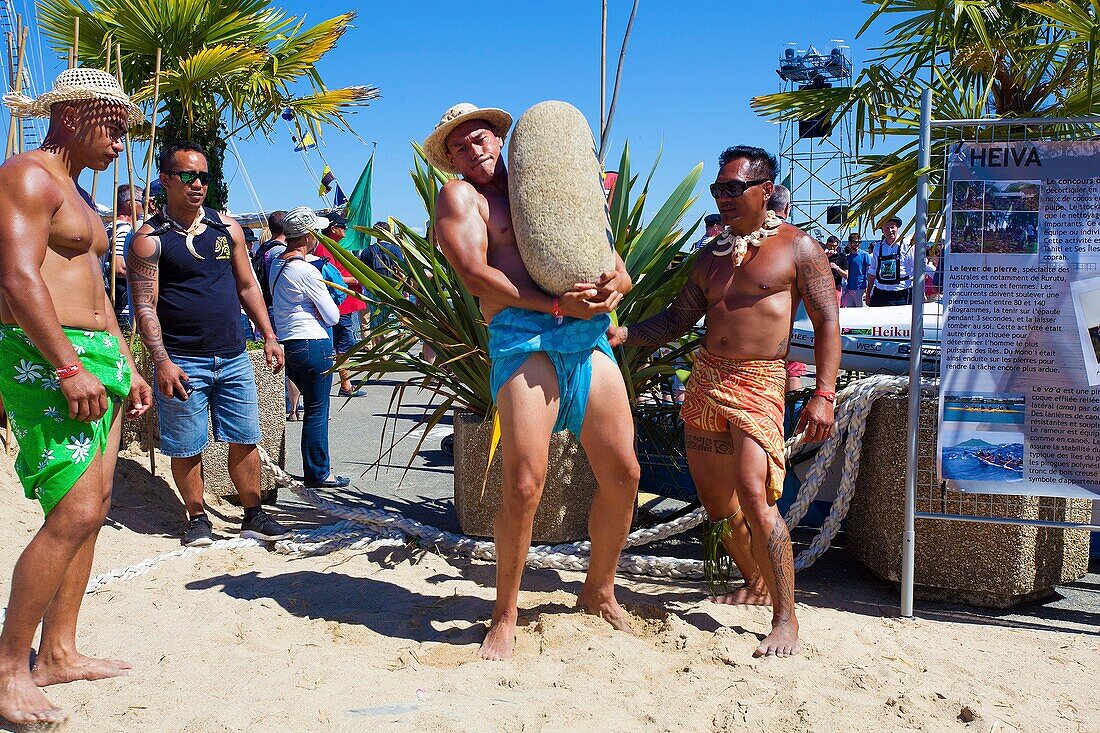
{"left": 939, "top": 141, "right": 1100, "bottom": 498}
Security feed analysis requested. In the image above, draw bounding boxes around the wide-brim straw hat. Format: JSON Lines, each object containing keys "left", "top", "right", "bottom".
{"left": 3, "top": 67, "right": 144, "bottom": 127}
{"left": 423, "top": 102, "right": 512, "bottom": 175}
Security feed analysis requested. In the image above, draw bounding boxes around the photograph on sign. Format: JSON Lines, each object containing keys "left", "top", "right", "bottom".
{"left": 952, "top": 180, "right": 984, "bottom": 209}
{"left": 940, "top": 394, "right": 1026, "bottom": 485}
{"left": 950, "top": 211, "right": 982, "bottom": 253}
{"left": 1069, "top": 276, "right": 1100, "bottom": 386}
{"left": 984, "top": 181, "right": 1039, "bottom": 212}
{"left": 982, "top": 210, "right": 1038, "bottom": 254}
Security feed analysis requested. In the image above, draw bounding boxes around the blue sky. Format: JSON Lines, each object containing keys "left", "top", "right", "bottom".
{"left": 58, "top": 0, "right": 882, "bottom": 237}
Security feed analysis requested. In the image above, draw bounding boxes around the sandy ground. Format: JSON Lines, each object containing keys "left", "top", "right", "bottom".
{"left": 0, "top": 450, "right": 1096, "bottom": 733}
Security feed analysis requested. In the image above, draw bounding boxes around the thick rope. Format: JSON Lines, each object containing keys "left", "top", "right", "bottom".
{"left": 0, "top": 374, "right": 928, "bottom": 620}
{"left": 257, "top": 375, "right": 932, "bottom": 578}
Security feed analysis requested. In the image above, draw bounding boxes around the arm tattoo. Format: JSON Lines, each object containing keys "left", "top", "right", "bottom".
{"left": 127, "top": 238, "right": 170, "bottom": 363}
{"left": 624, "top": 277, "right": 707, "bottom": 346}
{"left": 767, "top": 518, "right": 796, "bottom": 619}
{"left": 795, "top": 236, "right": 839, "bottom": 324}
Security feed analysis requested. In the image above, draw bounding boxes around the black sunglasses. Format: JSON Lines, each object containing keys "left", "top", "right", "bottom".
{"left": 709, "top": 179, "right": 770, "bottom": 199}
{"left": 167, "top": 170, "right": 212, "bottom": 186}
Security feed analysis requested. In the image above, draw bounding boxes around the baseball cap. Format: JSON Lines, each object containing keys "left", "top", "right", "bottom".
{"left": 704, "top": 213, "right": 722, "bottom": 226}
{"left": 283, "top": 206, "right": 329, "bottom": 238}
{"left": 324, "top": 212, "right": 349, "bottom": 229}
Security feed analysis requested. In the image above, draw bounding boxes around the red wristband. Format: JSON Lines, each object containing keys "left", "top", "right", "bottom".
{"left": 813, "top": 389, "right": 836, "bottom": 403}
{"left": 56, "top": 362, "right": 83, "bottom": 380}
{"left": 551, "top": 297, "right": 564, "bottom": 323}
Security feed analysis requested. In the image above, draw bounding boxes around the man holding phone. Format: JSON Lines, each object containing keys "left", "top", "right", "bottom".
{"left": 128, "top": 141, "right": 290, "bottom": 547}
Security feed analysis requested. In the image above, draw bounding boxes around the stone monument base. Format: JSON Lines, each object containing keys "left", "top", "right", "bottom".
{"left": 453, "top": 411, "right": 603, "bottom": 544}
{"left": 846, "top": 393, "right": 1090, "bottom": 608}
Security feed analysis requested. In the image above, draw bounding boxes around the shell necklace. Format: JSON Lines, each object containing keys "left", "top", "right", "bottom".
{"left": 711, "top": 210, "right": 784, "bottom": 266}
{"left": 164, "top": 210, "right": 206, "bottom": 261}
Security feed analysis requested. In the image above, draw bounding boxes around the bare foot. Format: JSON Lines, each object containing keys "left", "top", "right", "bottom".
{"left": 478, "top": 611, "right": 517, "bottom": 661}
{"left": 576, "top": 593, "right": 635, "bottom": 634}
{"left": 708, "top": 578, "right": 771, "bottom": 606}
{"left": 0, "top": 665, "right": 69, "bottom": 728}
{"left": 31, "top": 652, "right": 132, "bottom": 687}
{"left": 753, "top": 618, "right": 800, "bottom": 658}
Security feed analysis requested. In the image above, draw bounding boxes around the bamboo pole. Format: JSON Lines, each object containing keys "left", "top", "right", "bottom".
{"left": 114, "top": 46, "right": 156, "bottom": 475}
{"left": 15, "top": 28, "right": 27, "bottom": 154}
{"left": 600, "top": 0, "right": 607, "bottom": 143}
{"left": 598, "top": 0, "right": 639, "bottom": 164}
{"left": 142, "top": 48, "right": 162, "bottom": 215}
{"left": 107, "top": 43, "right": 120, "bottom": 308}
{"left": 70, "top": 17, "right": 79, "bottom": 69}
{"left": 5, "top": 26, "right": 28, "bottom": 159}
{"left": 90, "top": 35, "right": 115, "bottom": 200}
{"left": 14, "top": 17, "right": 23, "bottom": 153}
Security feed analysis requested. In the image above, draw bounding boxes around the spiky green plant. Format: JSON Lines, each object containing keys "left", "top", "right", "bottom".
{"left": 319, "top": 142, "right": 703, "bottom": 461}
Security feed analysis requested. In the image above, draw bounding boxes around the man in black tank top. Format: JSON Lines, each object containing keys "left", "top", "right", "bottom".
{"left": 128, "top": 141, "right": 290, "bottom": 547}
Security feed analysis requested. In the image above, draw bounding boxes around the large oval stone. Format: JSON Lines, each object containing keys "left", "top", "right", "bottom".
{"left": 508, "top": 101, "right": 615, "bottom": 296}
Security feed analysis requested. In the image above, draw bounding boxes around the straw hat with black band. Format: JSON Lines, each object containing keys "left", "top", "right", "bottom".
{"left": 423, "top": 103, "right": 513, "bottom": 175}
{"left": 4, "top": 67, "right": 144, "bottom": 127}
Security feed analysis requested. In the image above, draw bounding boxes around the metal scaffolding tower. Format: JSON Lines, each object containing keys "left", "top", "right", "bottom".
{"left": 776, "top": 41, "right": 855, "bottom": 240}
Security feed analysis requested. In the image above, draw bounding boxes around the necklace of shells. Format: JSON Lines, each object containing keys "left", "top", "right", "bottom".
{"left": 164, "top": 210, "right": 206, "bottom": 261}
{"left": 711, "top": 210, "right": 784, "bottom": 266}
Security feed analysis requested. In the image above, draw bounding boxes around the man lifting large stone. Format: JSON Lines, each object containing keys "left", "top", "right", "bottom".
{"left": 427, "top": 103, "right": 639, "bottom": 660}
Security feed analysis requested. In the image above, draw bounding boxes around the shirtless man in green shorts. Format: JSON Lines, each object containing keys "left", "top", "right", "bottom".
{"left": 426, "top": 103, "right": 639, "bottom": 660}
{"left": 0, "top": 69, "right": 153, "bottom": 727}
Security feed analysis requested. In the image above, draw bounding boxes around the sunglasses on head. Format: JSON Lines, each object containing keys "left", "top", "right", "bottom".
{"left": 709, "top": 179, "right": 770, "bottom": 199}
{"left": 168, "top": 170, "right": 212, "bottom": 186}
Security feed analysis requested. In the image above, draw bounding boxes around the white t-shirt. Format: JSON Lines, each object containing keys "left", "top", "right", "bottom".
{"left": 268, "top": 255, "right": 340, "bottom": 340}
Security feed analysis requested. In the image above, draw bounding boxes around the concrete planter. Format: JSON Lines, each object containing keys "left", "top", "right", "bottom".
{"left": 846, "top": 392, "right": 1090, "bottom": 608}
{"left": 124, "top": 348, "right": 286, "bottom": 504}
{"left": 453, "top": 410, "right": 599, "bottom": 544}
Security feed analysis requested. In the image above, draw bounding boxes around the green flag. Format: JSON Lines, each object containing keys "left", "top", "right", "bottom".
{"left": 341, "top": 148, "right": 375, "bottom": 254}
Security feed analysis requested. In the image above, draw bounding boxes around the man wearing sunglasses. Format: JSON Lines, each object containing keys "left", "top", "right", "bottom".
{"left": 128, "top": 141, "right": 290, "bottom": 548}
{"left": 610, "top": 145, "right": 841, "bottom": 659}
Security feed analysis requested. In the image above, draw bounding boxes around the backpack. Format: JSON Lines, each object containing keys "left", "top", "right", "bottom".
{"left": 366, "top": 241, "right": 403, "bottom": 276}
{"left": 251, "top": 240, "right": 283, "bottom": 307}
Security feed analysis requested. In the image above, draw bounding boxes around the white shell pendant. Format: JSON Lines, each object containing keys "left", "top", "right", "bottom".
{"left": 167, "top": 212, "right": 206, "bottom": 260}
{"left": 711, "top": 210, "right": 784, "bottom": 266}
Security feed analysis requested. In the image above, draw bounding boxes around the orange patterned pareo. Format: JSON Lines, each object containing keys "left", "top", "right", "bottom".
{"left": 681, "top": 349, "right": 787, "bottom": 503}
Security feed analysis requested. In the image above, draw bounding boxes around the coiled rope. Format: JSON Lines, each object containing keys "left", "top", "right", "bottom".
{"left": 59, "top": 374, "right": 929, "bottom": 604}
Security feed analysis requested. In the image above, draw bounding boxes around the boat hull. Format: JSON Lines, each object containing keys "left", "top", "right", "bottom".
{"left": 788, "top": 302, "right": 944, "bottom": 375}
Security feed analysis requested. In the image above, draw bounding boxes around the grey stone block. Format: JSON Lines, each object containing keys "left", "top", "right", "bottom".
{"left": 453, "top": 410, "right": 599, "bottom": 544}
{"left": 846, "top": 392, "right": 1090, "bottom": 608}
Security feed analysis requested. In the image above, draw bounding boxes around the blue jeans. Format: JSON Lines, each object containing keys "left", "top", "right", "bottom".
{"left": 332, "top": 312, "right": 360, "bottom": 354}
{"left": 282, "top": 338, "right": 334, "bottom": 484}
{"left": 153, "top": 350, "right": 262, "bottom": 458}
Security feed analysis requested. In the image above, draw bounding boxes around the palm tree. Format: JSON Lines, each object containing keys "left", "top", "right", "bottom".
{"left": 750, "top": 0, "right": 1100, "bottom": 240}
{"left": 39, "top": 0, "right": 378, "bottom": 209}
